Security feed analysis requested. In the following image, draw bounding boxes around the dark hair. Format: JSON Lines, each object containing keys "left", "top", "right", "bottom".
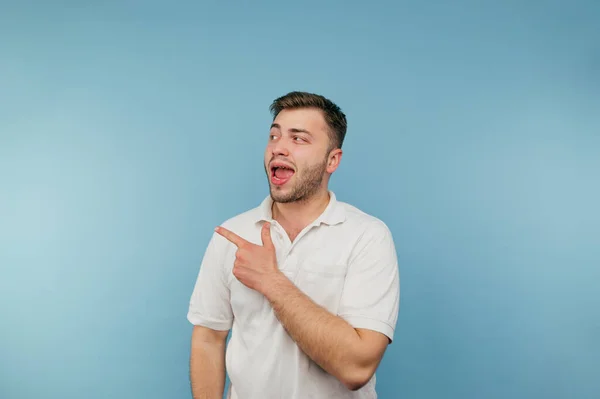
{"left": 269, "top": 91, "right": 347, "bottom": 150}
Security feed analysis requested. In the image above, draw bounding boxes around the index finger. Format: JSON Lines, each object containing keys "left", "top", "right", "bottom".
{"left": 215, "top": 226, "right": 247, "bottom": 247}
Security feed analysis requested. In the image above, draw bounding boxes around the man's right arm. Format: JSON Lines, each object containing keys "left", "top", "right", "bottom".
{"left": 190, "top": 325, "right": 229, "bottom": 399}
{"left": 188, "top": 232, "right": 234, "bottom": 398}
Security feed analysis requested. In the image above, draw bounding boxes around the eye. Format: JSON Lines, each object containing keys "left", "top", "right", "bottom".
{"left": 293, "top": 136, "right": 306, "bottom": 142}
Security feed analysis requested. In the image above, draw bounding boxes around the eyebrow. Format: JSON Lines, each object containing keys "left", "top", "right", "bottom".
{"left": 270, "top": 123, "right": 312, "bottom": 135}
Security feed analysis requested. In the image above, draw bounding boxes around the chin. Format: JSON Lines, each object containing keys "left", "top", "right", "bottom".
{"left": 269, "top": 187, "right": 286, "bottom": 199}
{"left": 269, "top": 188, "right": 295, "bottom": 203}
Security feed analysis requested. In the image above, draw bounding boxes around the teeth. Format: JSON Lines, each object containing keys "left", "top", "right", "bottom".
{"left": 272, "top": 165, "right": 293, "bottom": 171}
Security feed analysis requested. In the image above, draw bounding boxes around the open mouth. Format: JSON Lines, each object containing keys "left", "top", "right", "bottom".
{"left": 271, "top": 164, "right": 295, "bottom": 186}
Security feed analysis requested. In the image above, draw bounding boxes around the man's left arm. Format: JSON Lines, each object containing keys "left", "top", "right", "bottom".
{"left": 263, "top": 221, "right": 400, "bottom": 391}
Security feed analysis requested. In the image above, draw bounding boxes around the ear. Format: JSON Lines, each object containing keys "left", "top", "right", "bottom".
{"left": 326, "top": 148, "right": 342, "bottom": 174}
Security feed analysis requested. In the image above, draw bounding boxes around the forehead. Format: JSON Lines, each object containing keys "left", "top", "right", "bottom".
{"left": 272, "top": 108, "right": 329, "bottom": 138}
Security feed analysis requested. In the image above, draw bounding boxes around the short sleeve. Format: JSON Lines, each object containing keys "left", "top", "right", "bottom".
{"left": 337, "top": 221, "right": 400, "bottom": 342}
{"left": 187, "top": 233, "right": 233, "bottom": 331}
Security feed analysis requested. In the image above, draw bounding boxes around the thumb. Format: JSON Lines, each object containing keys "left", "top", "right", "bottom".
{"left": 261, "top": 222, "right": 274, "bottom": 249}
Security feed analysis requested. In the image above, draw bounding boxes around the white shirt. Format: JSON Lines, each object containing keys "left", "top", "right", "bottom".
{"left": 188, "top": 191, "right": 400, "bottom": 399}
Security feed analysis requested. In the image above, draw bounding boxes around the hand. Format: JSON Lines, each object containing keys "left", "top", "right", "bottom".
{"left": 214, "top": 222, "right": 280, "bottom": 294}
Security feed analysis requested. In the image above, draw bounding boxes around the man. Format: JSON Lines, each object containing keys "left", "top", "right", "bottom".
{"left": 187, "top": 91, "right": 400, "bottom": 398}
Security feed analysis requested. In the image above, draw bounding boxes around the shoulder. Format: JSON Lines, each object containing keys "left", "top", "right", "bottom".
{"left": 219, "top": 206, "right": 262, "bottom": 231}
{"left": 337, "top": 200, "right": 393, "bottom": 239}
{"left": 212, "top": 204, "right": 264, "bottom": 247}
{"left": 336, "top": 201, "right": 398, "bottom": 269}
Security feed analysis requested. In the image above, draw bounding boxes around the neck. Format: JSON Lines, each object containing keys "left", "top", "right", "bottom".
{"left": 272, "top": 189, "right": 331, "bottom": 232}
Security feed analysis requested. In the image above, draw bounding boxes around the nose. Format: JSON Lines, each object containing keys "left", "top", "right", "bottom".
{"left": 271, "top": 137, "right": 290, "bottom": 157}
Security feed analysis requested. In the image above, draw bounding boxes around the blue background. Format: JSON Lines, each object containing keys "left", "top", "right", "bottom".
{"left": 1, "top": 1, "right": 599, "bottom": 398}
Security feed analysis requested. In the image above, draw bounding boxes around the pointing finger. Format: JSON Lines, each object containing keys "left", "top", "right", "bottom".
{"left": 215, "top": 226, "right": 247, "bottom": 248}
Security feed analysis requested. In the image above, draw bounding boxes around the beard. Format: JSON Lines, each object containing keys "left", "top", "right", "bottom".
{"left": 265, "top": 156, "right": 328, "bottom": 204}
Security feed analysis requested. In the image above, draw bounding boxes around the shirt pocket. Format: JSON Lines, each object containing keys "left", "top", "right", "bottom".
{"left": 294, "top": 261, "right": 348, "bottom": 314}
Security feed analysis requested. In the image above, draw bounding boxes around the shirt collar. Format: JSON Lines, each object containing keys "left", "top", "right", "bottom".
{"left": 254, "top": 190, "right": 346, "bottom": 226}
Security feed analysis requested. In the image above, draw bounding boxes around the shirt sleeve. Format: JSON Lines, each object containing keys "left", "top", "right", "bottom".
{"left": 337, "top": 220, "right": 400, "bottom": 342}
{"left": 187, "top": 233, "right": 233, "bottom": 331}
